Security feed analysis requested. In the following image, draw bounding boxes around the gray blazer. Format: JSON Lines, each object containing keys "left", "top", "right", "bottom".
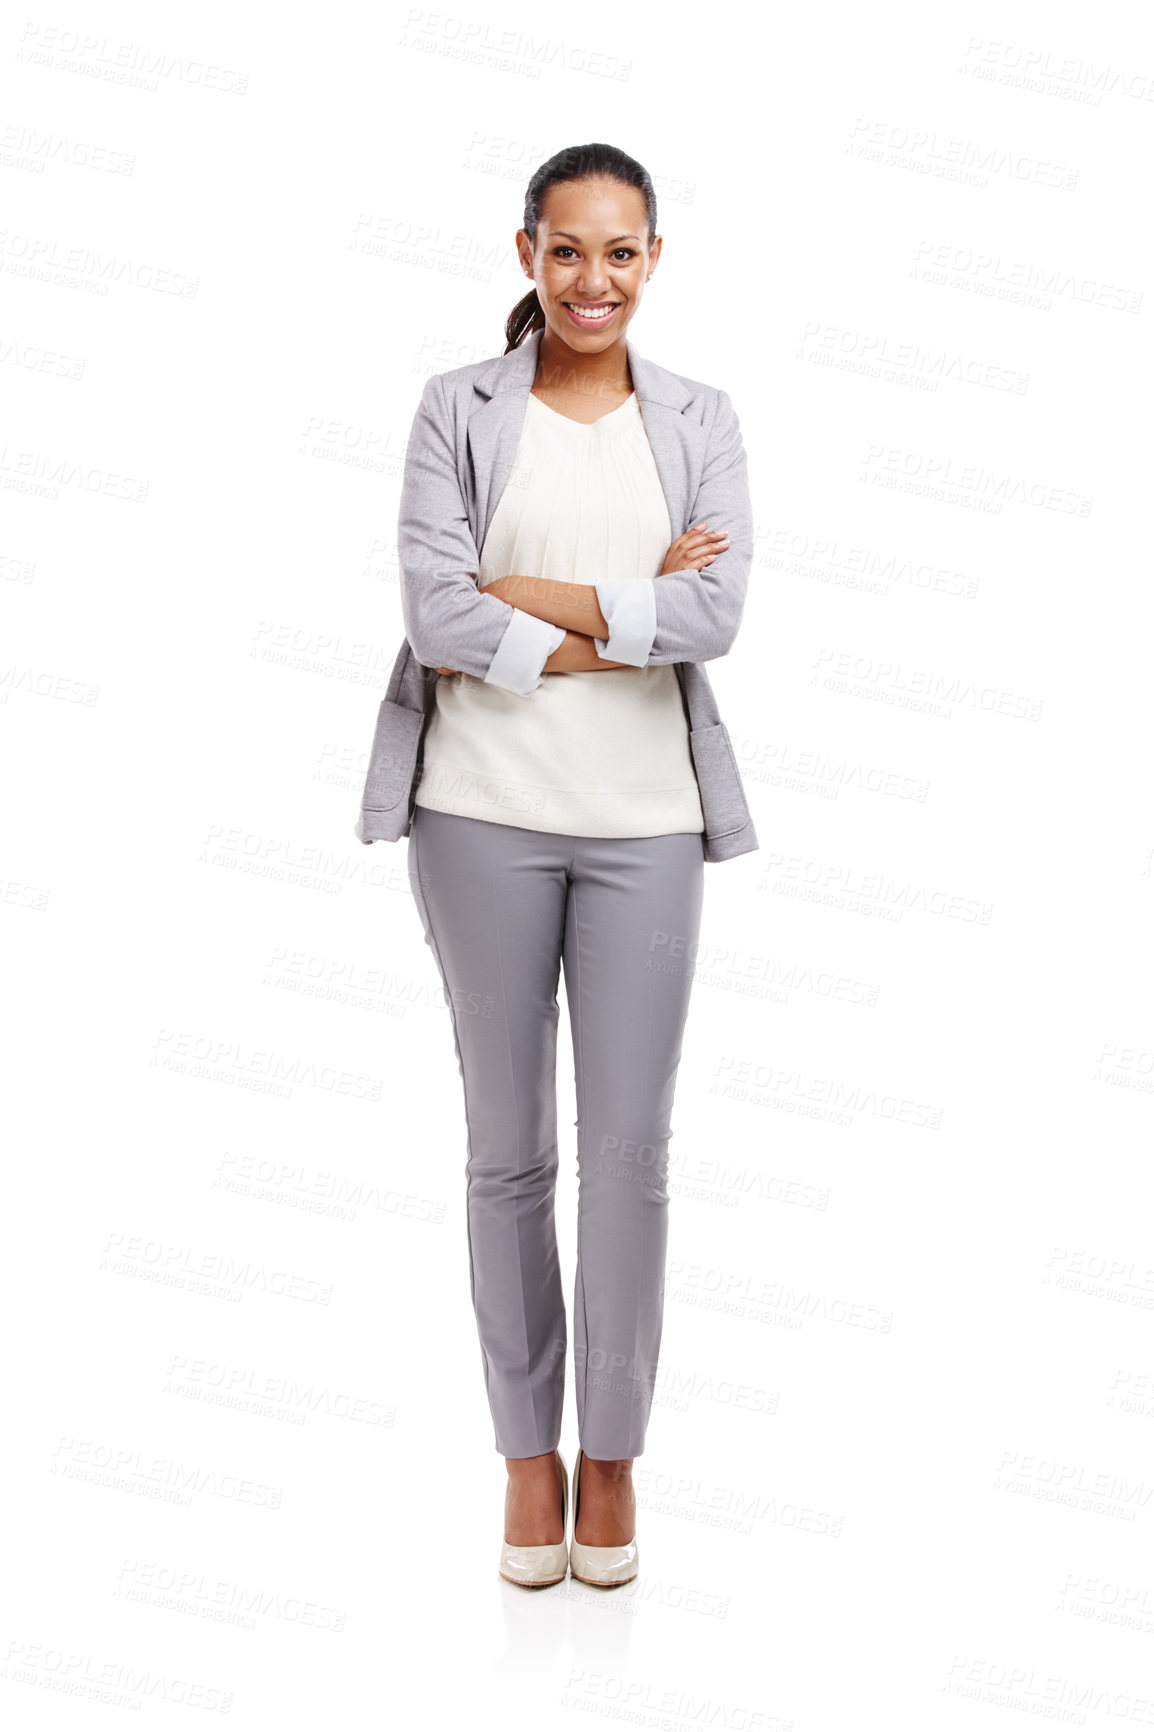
{"left": 356, "top": 325, "right": 758, "bottom": 863}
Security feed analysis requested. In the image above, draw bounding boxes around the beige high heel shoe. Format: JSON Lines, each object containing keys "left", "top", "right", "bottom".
{"left": 498, "top": 1451, "right": 569, "bottom": 1589}
{"left": 568, "top": 1447, "right": 639, "bottom": 1588}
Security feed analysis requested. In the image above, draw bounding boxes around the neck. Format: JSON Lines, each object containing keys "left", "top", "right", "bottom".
{"left": 535, "top": 327, "right": 632, "bottom": 404}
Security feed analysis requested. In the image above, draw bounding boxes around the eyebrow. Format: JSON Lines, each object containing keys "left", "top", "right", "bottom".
{"left": 551, "top": 231, "right": 641, "bottom": 244}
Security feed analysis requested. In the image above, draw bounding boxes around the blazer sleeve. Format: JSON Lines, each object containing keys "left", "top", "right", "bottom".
{"left": 591, "top": 387, "right": 754, "bottom": 667}
{"left": 398, "top": 373, "right": 565, "bottom": 695}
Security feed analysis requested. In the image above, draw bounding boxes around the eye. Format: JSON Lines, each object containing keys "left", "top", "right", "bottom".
{"left": 550, "top": 246, "right": 638, "bottom": 262}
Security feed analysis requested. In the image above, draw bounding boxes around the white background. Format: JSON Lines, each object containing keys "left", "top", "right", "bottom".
{"left": 3, "top": 1, "right": 1152, "bottom": 1727}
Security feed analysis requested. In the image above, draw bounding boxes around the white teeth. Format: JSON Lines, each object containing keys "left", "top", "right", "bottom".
{"left": 567, "top": 304, "right": 615, "bottom": 320}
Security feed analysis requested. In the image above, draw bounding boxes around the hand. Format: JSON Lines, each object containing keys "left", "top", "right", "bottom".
{"left": 659, "top": 522, "right": 728, "bottom": 575}
{"left": 543, "top": 630, "right": 630, "bottom": 674}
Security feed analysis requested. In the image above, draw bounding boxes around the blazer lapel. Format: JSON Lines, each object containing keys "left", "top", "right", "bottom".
{"left": 466, "top": 325, "right": 706, "bottom": 547}
{"left": 623, "top": 338, "right": 705, "bottom": 541}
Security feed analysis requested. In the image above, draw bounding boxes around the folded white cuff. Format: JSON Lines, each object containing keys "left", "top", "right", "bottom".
{"left": 484, "top": 607, "right": 567, "bottom": 696}
{"left": 593, "top": 578, "right": 657, "bottom": 667}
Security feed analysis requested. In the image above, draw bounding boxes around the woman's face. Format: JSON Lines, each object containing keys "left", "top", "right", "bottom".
{"left": 517, "top": 178, "right": 660, "bottom": 354}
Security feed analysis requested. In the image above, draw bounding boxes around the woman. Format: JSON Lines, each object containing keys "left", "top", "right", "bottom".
{"left": 360, "top": 142, "right": 757, "bottom": 1589}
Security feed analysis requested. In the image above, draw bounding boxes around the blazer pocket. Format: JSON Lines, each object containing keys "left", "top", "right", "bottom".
{"left": 361, "top": 698, "right": 425, "bottom": 812}
{"left": 688, "top": 720, "right": 748, "bottom": 838}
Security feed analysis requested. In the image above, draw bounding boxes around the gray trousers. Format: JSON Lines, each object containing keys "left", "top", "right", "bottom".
{"left": 406, "top": 804, "right": 705, "bottom": 1459}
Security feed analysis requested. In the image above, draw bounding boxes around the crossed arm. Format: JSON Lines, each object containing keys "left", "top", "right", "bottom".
{"left": 488, "top": 576, "right": 616, "bottom": 675}
{"left": 435, "top": 532, "right": 728, "bottom": 678}
{"left": 429, "top": 577, "right": 617, "bottom": 676}
{"left": 430, "top": 588, "right": 621, "bottom": 676}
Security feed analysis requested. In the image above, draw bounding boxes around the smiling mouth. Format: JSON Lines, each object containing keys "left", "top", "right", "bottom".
{"left": 563, "top": 302, "right": 620, "bottom": 323}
